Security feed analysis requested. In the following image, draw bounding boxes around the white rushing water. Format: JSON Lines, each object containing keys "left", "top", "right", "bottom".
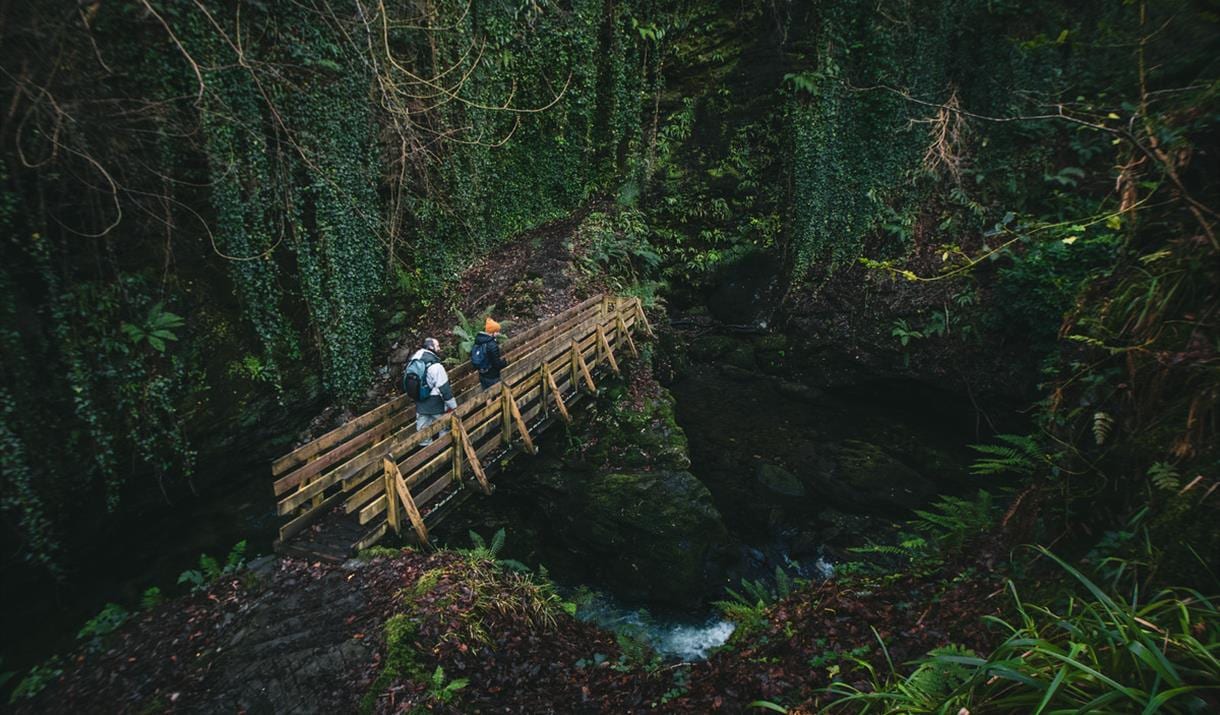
{"left": 572, "top": 591, "right": 736, "bottom": 661}
{"left": 653, "top": 620, "right": 737, "bottom": 661}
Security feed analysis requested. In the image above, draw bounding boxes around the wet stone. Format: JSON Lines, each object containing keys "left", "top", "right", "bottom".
{"left": 755, "top": 462, "right": 806, "bottom": 497}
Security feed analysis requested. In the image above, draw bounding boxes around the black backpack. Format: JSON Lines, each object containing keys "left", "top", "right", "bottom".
{"left": 401, "top": 352, "right": 437, "bottom": 401}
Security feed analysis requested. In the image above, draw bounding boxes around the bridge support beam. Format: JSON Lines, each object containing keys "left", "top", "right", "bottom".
{"left": 452, "top": 413, "right": 492, "bottom": 495}
{"left": 596, "top": 325, "right": 620, "bottom": 376}
{"left": 617, "top": 314, "right": 639, "bottom": 359}
{"left": 541, "top": 363, "right": 571, "bottom": 423}
{"left": 383, "top": 457, "right": 429, "bottom": 545}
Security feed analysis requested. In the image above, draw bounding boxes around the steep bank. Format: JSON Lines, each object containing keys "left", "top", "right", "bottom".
{"left": 432, "top": 362, "right": 735, "bottom": 608}
{"left": 13, "top": 536, "right": 1014, "bottom": 713}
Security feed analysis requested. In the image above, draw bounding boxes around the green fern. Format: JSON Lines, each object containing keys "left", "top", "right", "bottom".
{"left": 711, "top": 598, "right": 769, "bottom": 638}
{"left": 489, "top": 528, "right": 506, "bottom": 556}
{"left": 427, "top": 665, "right": 468, "bottom": 704}
{"left": 467, "top": 527, "right": 506, "bottom": 557}
{"left": 465, "top": 528, "right": 527, "bottom": 571}
{"left": 912, "top": 491, "right": 996, "bottom": 550}
{"left": 902, "top": 644, "right": 977, "bottom": 704}
{"left": 850, "top": 540, "right": 927, "bottom": 558}
{"left": 774, "top": 566, "right": 794, "bottom": 599}
{"left": 969, "top": 434, "right": 1041, "bottom": 476}
{"left": 450, "top": 308, "right": 481, "bottom": 358}
{"left": 1147, "top": 462, "right": 1180, "bottom": 492}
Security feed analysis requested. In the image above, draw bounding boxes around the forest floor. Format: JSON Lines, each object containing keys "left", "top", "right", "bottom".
{"left": 16, "top": 543, "right": 1012, "bottom": 714}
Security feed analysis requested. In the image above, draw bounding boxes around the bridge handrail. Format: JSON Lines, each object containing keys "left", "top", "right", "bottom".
{"left": 271, "top": 294, "right": 651, "bottom": 551}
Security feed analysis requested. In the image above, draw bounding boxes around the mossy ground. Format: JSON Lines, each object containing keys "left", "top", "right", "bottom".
{"left": 17, "top": 539, "right": 1018, "bottom": 713}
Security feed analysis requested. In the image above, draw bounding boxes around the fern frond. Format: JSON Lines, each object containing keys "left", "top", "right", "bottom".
{"left": 774, "top": 567, "right": 792, "bottom": 598}
{"left": 1147, "top": 462, "right": 1180, "bottom": 492}
{"left": 969, "top": 434, "right": 1040, "bottom": 476}
{"left": 489, "top": 528, "right": 506, "bottom": 556}
{"left": 995, "top": 433, "right": 1040, "bottom": 457}
{"left": 1093, "top": 411, "right": 1114, "bottom": 446}
{"left": 497, "top": 559, "right": 531, "bottom": 573}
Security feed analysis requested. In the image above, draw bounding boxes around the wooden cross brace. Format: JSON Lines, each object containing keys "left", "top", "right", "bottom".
{"left": 500, "top": 381, "right": 537, "bottom": 454}
{"left": 451, "top": 413, "right": 492, "bottom": 495}
{"left": 633, "top": 297, "right": 655, "bottom": 337}
{"left": 616, "top": 314, "right": 639, "bottom": 359}
{"left": 382, "top": 457, "right": 429, "bottom": 545}
{"left": 571, "top": 340, "right": 597, "bottom": 393}
{"left": 596, "top": 324, "right": 621, "bottom": 375}
{"left": 541, "top": 363, "right": 571, "bottom": 423}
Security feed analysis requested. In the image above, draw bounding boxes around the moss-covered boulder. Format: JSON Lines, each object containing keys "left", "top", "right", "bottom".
{"left": 500, "top": 376, "right": 732, "bottom": 605}
{"left": 576, "top": 469, "right": 729, "bottom": 605}
{"left": 800, "top": 439, "right": 935, "bottom": 514}
{"left": 690, "top": 333, "right": 756, "bottom": 370}
{"left": 755, "top": 462, "right": 806, "bottom": 497}
{"left": 752, "top": 333, "right": 790, "bottom": 372}
{"left": 577, "top": 386, "right": 691, "bottom": 471}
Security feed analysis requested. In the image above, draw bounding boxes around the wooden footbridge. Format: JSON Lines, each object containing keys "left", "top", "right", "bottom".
{"left": 270, "top": 294, "right": 653, "bottom": 561}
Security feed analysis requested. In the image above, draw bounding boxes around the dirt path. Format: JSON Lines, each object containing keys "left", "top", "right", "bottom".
{"left": 16, "top": 556, "right": 413, "bottom": 714}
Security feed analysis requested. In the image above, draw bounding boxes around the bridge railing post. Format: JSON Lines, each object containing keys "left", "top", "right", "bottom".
{"left": 596, "top": 324, "right": 620, "bottom": 375}
{"left": 500, "top": 381, "right": 513, "bottom": 446}
{"left": 452, "top": 413, "right": 492, "bottom": 494}
{"left": 382, "top": 458, "right": 401, "bottom": 536}
{"left": 451, "top": 415, "right": 464, "bottom": 486}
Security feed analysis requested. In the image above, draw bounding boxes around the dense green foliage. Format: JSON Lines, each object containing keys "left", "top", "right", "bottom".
{"left": 1, "top": 0, "right": 654, "bottom": 572}
{"left": 829, "top": 550, "right": 1220, "bottom": 713}
{"left": 1, "top": 0, "right": 1217, "bottom": 708}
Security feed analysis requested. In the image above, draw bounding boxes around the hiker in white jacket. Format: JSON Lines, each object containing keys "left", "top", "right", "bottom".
{"left": 405, "top": 337, "right": 458, "bottom": 445}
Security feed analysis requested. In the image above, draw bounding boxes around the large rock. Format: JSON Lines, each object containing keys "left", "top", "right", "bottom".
{"left": 576, "top": 470, "right": 729, "bottom": 605}
{"left": 502, "top": 381, "right": 733, "bottom": 606}
{"left": 799, "top": 439, "right": 936, "bottom": 514}
{"left": 579, "top": 389, "right": 691, "bottom": 472}
{"left": 755, "top": 462, "right": 805, "bottom": 497}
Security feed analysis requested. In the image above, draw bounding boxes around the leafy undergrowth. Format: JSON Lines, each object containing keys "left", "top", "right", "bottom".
{"left": 13, "top": 542, "right": 1017, "bottom": 713}
{"left": 362, "top": 552, "right": 670, "bottom": 713}
{"left": 679, "top": 563, "right": 1003, "bottom": 712}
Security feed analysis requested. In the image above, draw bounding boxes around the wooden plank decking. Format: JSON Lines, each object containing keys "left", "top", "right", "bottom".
{"left": 271, "top": 294, "right": 653, "bottom": 560}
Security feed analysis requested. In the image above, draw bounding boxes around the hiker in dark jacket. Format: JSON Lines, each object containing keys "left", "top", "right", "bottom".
{"left": 408, "top": 337, "right": 457, "bottom": 445}
{"left": 473, "top": 317, "right": 509, "bottom": 389}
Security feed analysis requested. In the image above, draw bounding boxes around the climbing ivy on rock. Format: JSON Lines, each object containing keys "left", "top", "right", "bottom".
{"left": 199, "top": 63, "right": 298, "bottom": 390}
{"left": 277, "top": 4, "right": 385, "bottom": 402}
{"left": 0, "top": 0, "right": 658, "bottom": 575}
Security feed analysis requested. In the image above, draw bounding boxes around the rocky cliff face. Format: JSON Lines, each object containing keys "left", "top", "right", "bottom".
{"left": 434, "top": 364, "right": 734, "bottom": 607}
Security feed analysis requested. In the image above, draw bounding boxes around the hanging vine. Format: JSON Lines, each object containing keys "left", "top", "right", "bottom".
{"left": 0, "top": 0, "right": 657, "bottom": 575}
